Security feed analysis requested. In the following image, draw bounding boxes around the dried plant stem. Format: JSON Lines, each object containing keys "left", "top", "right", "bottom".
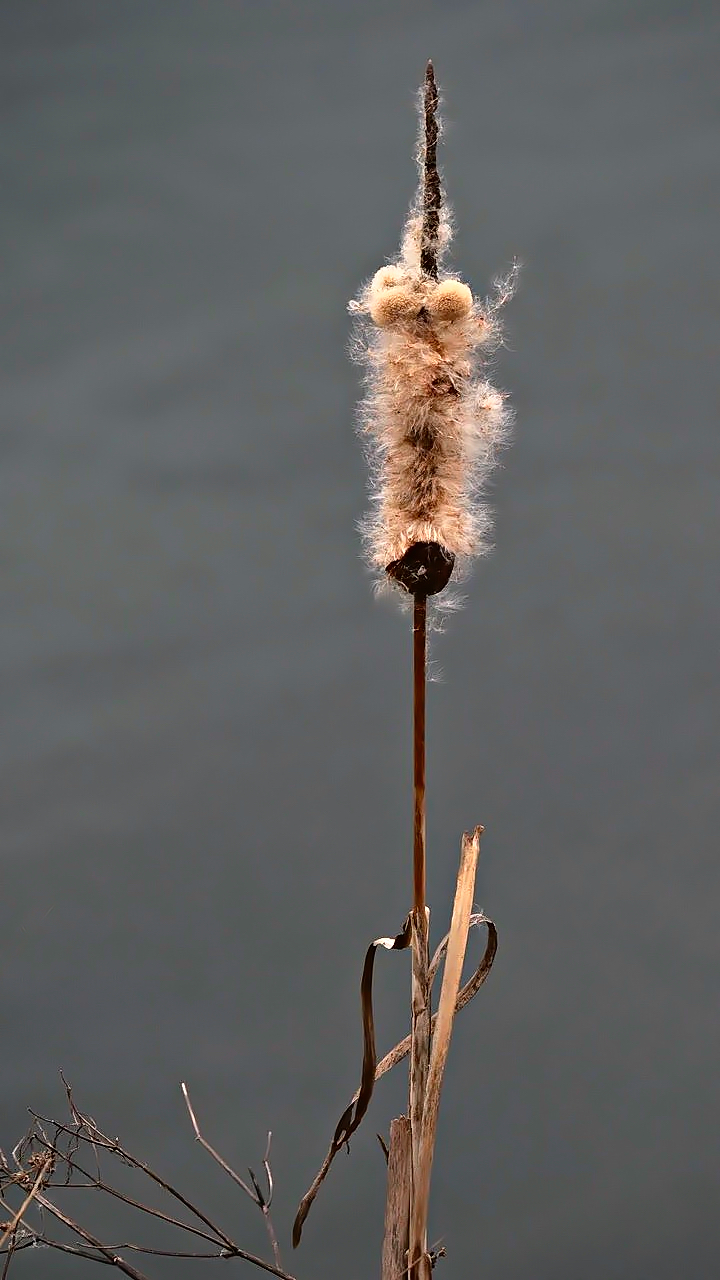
{"left": 381, "top": 1117, "right": 412, "bottom": 1280}
{"left": 409, "top": 828, "right": 482, "bottom": 1279}
{"left": 409, "top": 592, "right": 431, "bottom": 1280}
{"left": 412, "top": 592, "right": 427, "bottom": 917}
{"left": 31, "top": 1191, "right": 151, "bottom": 1280}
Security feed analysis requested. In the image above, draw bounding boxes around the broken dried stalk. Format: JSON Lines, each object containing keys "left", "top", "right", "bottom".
{"left": 409, "top": 828, "right": 482, "bottom": 1278}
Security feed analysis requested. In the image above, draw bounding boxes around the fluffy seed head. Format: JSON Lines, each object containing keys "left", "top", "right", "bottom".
{"left": 349, "top": 69, "right": 516, "bottom": 594}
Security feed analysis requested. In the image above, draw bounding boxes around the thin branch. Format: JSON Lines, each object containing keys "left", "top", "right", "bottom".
{"left": 0, "top": 1235, "right": 249, "bottom": 1262}
{"left": 31, "top": 1191, "right": 152, "bottom": 1280}
{"left": 182, "top": 1084, "right": 282, "bottom": 1270}
{"left": 262, "top": 1132, "right": 274, "bottom": 1208}
{"left": 29, "top": 1133, "right": 230, "bottom": 1250}
{"left": 0, "top": 1238, "right": 111, "bottom": 1265}
{"left": 27, "top": 1177, "right": 297, "bottom": 1280}
{"left": 30, "top": 1106, "right": 237, "bottom": 1252}
{"left": 182, "top": 1084, "right": 258, "bottom": 1202}
{"left": 0, "top": 1229, "right": 16, "bottom": 1280}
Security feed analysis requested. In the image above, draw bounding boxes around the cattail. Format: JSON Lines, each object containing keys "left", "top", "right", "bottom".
{"left": 292, "top": 67, "right": 511, "bottom": 1280}
{"left": 350, "top": 65, "right": 516, "bottom": 1280}
{"left": 350, "top": 65, "right": 517, "bottom": 597}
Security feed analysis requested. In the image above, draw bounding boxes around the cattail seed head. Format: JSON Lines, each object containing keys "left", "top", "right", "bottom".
{"left": 350, "top": 67, "right": 516, "bottom": 595}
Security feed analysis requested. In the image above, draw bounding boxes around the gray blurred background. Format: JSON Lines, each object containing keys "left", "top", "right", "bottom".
{"left": 2, "top": 1, "right": 718, "bottom": 1276}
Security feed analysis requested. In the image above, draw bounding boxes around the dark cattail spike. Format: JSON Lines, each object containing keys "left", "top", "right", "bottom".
{"left": 420, "top": 61, "right": 441, "bottom": 281}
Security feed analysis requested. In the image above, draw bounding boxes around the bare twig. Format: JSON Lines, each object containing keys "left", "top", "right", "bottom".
{"left": 182, "top": 1084, "right": 282, "bottom": 1270}
{"left": 28, "top": 1130, "right": 235, "bottom": 1249}
{"left": 42, "top": 1103, "right": 237, "bottom": 1251}
{"left": 182, "top": 1083, "right": 259, "bottom": 1203}
{"left": 255, "top": 1133, "right": 280, "bottom": 1268}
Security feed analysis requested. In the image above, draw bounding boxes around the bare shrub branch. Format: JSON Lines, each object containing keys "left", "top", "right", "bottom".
{"left": 0, "top": 1084, "right": 299, "bottom": 1280}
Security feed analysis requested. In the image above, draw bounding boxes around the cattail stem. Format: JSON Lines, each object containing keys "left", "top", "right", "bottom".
{"left": 412, "top": 593, "right": 427, "bottom": 916}
{"left": 409, "top": 591, "right": 431, "bottom": 1280}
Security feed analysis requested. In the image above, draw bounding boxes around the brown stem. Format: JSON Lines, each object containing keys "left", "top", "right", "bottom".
{"left": 409, "top": 590, "right": 430, "bottom": 1280}
{"left": 0, "top": 1230, "right": 15, "bottom": 1280}
{"left": 32, "top": 1192, "right": 151, "bottom": 1280}
{"left": 413, "top": 592, "right": 427, "bottom": 916}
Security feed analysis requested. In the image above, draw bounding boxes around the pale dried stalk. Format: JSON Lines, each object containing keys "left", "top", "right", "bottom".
{"left": 381, "top": 1117, "right": 412, "bottom": 1280}
{"left": 408, "top": 827, "right": 482, "bottom": 1278}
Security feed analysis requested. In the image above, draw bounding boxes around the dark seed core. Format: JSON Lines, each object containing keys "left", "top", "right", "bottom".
{"left": 385, "top": 541, "right": 455, "bottom": 595}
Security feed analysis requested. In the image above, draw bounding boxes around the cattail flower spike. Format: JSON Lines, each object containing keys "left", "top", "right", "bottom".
{"left": 350, "top": 62, "right": 516, "bottom": 600}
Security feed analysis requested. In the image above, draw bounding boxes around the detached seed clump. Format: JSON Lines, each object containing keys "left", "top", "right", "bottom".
{"left": 350, "top": 72, "right": 516, "bottom": 598}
